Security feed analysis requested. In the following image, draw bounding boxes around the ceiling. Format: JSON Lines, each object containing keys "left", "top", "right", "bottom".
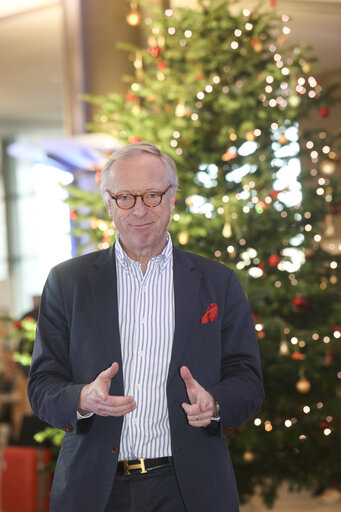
{"left": 0, "top": 0, "right": 340, "bottom": 133}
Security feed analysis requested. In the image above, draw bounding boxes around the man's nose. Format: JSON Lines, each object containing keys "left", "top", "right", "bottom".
{"left": 132, "top": 196, "right": 148, "bottom": 214}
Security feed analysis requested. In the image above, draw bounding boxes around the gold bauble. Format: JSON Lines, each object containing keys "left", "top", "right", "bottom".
{"left": 132, "top": 104, "right": 141, "bottom": 115}
{"left": 243, "top": 451, "right": 255, "bottom": 462}
{"left": 288, "top": 95, "right": 300, "bottom": 108}
{"left": 126, "top": 9, "right": 141, "bottom": 26}
{"left": 320, "top": 160, "right": 336, "bottom": 175}
{"left": 175, "top": 103, "right": 186, "bottom": 118}
{"left": 324, "top": 214, "right": 335, "bottom": 238}
{"left": 279, "top": 340, "right": 289, "bottom": 355}
{"left": 296, "top": 376, "right": 311, "bottom": 394}
{"left": 253, "top": 42, "right": 263, "bottom": 53}
{"left": 178, "top": 231, "right": 189, "bottom": 245}
{"left": 277, "top": 133, "right": 290, "bottom": 145}
{"left": 222, "top": 222, "right": 232, "bottom": 238}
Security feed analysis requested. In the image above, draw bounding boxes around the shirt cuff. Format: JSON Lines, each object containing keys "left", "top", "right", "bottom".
{"left": 77, "top": 411, "right": 94, "bottom": 420}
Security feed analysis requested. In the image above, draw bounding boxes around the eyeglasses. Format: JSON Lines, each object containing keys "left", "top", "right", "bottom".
{"left": 107, "top": 185, "right": 174, "bottom": 210}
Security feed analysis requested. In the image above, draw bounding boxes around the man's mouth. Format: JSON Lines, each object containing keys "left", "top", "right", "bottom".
{"left": 130, "top": 222, "right": 152, "bottom": 229}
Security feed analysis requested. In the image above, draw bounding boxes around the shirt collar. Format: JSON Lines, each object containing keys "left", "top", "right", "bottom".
{"left": 115, "top": 233, "right": 173, "bottom": 273}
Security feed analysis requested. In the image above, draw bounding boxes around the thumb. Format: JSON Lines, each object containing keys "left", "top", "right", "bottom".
{"left": 180, "top": 366, "right": 198, "bottom": 405}
{"left": 98, "top": 363, "right": 119, "bottom": 401}
{"left": 101, "top": 362, "right": 119, "bottom": 383}
{"left": 180, "top": 365, "right": 193, "bottom": 386}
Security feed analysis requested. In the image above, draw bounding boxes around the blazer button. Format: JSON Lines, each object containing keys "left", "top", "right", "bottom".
{"left": 62, "top": 424, "right": 73, "bottom": 432}
{"left": 111, "top": 445, "right": 119, "bottom": 454}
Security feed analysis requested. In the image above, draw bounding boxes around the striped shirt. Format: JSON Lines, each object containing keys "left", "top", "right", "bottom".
{"left": 115, "top": 234, "right": 174, "bottom": 460}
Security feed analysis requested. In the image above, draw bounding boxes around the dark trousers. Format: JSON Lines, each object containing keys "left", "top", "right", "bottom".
{"left": 105, "top": 464, "right": 188, "bottom": 512}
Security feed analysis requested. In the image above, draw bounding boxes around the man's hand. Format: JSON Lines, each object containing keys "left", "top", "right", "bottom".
{"left": 78, "top": 362, "right": 136, "bottom": 417}
{"left": 180, "top": 366, "right": 215, "bottom": 427}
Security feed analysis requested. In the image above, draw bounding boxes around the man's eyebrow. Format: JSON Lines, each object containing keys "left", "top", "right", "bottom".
{"left": 109, "top": 187, "right": 166, "bottom": 194}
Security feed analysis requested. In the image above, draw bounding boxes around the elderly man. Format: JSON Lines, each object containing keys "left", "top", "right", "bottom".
{"left": 28, "top": 142, "right": 264, "bottom": 512}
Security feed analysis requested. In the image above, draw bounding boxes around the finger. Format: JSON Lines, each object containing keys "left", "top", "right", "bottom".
{"left": 198, "top": 395, "right": 212, "bottom": 413}
{"left": 186, "top": 410, "right": 212, "bottom": 427}
{"left": 96, "top": 402, "right": 136, "bottom": 417}
{"left": 182, "top": 402, "right": 200, "bottom": 416}
{"left": 93, "top": 397, "right": 136, "bottom": 417}
{"left": 188, "top": 409, "right": 212, "bottom": 422}
{"left": 188, "top": 416, "right": 212, "bottom": 427}
{"left": 105, "top": 395, "right": 136, "bottom": 409}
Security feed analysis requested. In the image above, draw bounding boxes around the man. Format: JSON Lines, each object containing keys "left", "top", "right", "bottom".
{"left": 28, "top": 142, "right": 264, "bottom": 512}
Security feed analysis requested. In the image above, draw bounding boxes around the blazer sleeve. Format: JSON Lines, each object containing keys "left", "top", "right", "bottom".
{"left": 207, "top": 270, "right": 264, "bottom": 432}
{"left": 27, "top": 267, "right": 86, "bottom": 434}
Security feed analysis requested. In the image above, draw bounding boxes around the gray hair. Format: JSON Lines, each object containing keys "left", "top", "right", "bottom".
{"left": 100, "top": 141, "right": 178, "bottom": 204}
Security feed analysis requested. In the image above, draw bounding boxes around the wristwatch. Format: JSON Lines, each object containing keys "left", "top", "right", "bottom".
{"left": 211, "top": 399, "right": 220, "bottom": 421}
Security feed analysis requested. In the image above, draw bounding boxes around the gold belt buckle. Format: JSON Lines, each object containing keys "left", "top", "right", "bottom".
{"left": 122, "top": 458, "right": 147, "bottom": 475}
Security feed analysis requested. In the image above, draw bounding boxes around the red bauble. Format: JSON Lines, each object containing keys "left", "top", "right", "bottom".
{"left": 293, "top": 296, "right": 310, "bottom": 309}
{"left": 270, "top": 189, "right": 280, "bottom": 200}
{"left": 126, "top": 93, "right": 137, "bottom": 102}
{"left": 318, "top": 107, "right": 329, "bottom": 117}
{"left": 128, "top": 136, "right": 142, "bottom": 144}
{"left": 324, "top": 349, "right": 336, "bottom": 366}
{"left": 222, "top": 148, "right": 238, "bottom": 161}
{"left": 258, "top": 262, "right": 265, "bottom": 270}
{"left": 70, "top": 209, "right": 77, "bottom": 221}
{"left": 149, "top": 46, "right": 160, "bottom": 58}
{"left": 157, "top": 60, "right": 166, "bottom": 70}
{"left": 268, "top": 254, "right": 281, "bottom": 267}
{"left": 291, "top": 351, "right": 305, "bottom": 361}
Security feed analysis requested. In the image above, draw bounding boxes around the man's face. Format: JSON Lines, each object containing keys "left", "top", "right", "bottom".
{"left": 105, "top": 152, "right": 176, "bottom": 261}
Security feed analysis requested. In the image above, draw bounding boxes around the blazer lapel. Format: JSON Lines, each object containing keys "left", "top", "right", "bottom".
{"left": 86, "top": 245, "right": 124, "bottom": 392}
{"left": 168, "top": 248, "right": 202, "bottom": 384}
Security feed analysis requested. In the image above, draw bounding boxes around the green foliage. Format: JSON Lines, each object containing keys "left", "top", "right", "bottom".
{"left": 0, "top": 316, "right": 37, "bottom": 368}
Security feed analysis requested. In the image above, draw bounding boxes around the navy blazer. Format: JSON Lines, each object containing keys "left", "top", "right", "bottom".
{"left": 28, "top": 245, "right": 264, "bottom": 512}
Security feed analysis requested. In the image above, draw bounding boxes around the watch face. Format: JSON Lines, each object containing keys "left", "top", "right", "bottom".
{"left": 213, "top": 400, "right": 220, "bottom": 418}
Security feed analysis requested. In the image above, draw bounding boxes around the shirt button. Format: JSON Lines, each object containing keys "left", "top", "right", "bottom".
{"left": 133, "top": 419, "right": 137, "bottom": 425}
{"left": 111, "top": 445, "right": 119, "bottom": 454}
{"left": 139, "top": 350, "right": 144, "bottom": 357}
{"left": 136, "top": 384, "right": 141, "bottom": 390}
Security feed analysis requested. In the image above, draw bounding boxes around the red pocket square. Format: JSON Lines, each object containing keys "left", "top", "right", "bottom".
{"left": 201, "top": 303, "right": 218, "bottom": 324}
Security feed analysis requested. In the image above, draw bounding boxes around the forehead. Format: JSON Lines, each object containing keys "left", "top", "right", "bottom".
{"left": 108, "top": 153, "right": 168, "bottom": 191}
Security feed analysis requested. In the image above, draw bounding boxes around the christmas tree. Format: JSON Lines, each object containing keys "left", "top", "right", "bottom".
{"left": 59, "top": 0, "right": 341, "bottom": 505}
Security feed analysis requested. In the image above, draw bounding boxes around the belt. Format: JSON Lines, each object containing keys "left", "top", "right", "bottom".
{"left": 117, "top": 457, "right": 172, "bottom": 476}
